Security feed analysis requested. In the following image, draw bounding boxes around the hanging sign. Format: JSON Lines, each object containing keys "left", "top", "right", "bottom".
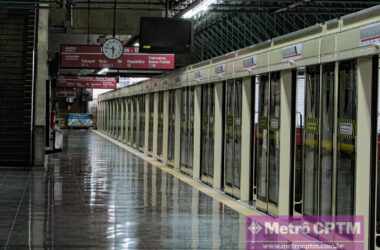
{"left": 57, "top": 76, "right": 117, "bottom": 89}
{"left": 60, "top": 45, "right": 175, "bottom": 70}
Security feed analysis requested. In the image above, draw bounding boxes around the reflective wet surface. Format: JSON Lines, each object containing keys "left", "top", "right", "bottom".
{"left": 0, "top": 130, "right": 247, "bottom": 249}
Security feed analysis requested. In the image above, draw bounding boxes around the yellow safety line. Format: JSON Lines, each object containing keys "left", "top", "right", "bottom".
{"left": 92, "top": 129, "right": 259, "bottom": 217}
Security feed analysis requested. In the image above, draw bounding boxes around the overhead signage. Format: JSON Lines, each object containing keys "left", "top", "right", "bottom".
{"left": 57, "top": 76, "right": 117, "bottom": 89}
{"left": 360, "top": 23, "right": 380, "bottom": 46}
{"left": 282, "top": 43, "right": 304, "bottom": 61}
{"left": 194, "top": 71, "right": 204, "bottom": 81}
{"left": 243, "top": 56, "right": 257, "bottom": 69}
{"left": 60, "top": 45, "right": 175, "bottom": 70}
{"left": 215, "top": 64, "right": 226, "bottom": 75}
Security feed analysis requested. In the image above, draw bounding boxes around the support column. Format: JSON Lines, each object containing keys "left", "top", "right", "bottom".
{"left": 163, "top": 91, "right": 169, "bottom": 162}
{"left": 278, "top": 70, "right": 293, "bottom": 215}
{"left": 144, "top": 95, "right": 150, "bottom": 154}
{"left": 213, "top": 82, "right": 224, "bottom": 189}
{"left": 356, "top": 56, "right": 374, "bottom": 250}
{"left": 153, "top": 92, "right": 159, "bottom": 157}
{"left": 240, "top": 77, "right": 252, "bottom": 202}
{"left": 193, "top": 86, "right": 202, "bottom": 180}
{"left": 174, "top": 89, "right": 182, "bottom": 170}
{"left": 33, "top": 8, "right": 49, "bottom": 167}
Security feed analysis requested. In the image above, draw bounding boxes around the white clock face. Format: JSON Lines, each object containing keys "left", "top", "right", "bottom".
{"left": 102, "top": 38, "right": 123, "bottom": 59}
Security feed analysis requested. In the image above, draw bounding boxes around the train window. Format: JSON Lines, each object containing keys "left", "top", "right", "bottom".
{"left": 336, "top": 60, "right": 357, "bottom": 216}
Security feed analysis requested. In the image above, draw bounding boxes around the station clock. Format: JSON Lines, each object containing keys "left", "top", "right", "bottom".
{"left": 102, "top": 38, "right": 124, "bottom": 60}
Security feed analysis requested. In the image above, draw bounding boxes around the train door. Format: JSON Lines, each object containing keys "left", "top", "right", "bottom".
{"left": 139, "top": 95, "right": 145, "bottom": 151}
{"left": 157, "top": 92, "right": 164, "bottom": 158}
{"left": 200, "top": 84, "right": 215, "bottom": 185}
{"left": 148, "top": 94, "right": 154, "bottom": 153}
{"left": 224, "top": 79, "right": 242, "bottom": 198}
{"left": 292, "top": 60, "right": 357, "bottom": 217}
{"left": 167, "top": 90, "right": 176, "bottom": 165}
{"left": 255, "top": 72, "right": 280, "bottom": 215}
{"left": 180, "top": 87, "right": 194, "bottom": 175}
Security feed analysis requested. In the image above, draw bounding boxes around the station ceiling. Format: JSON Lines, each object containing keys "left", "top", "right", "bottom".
{"left": 3, "top": 0, "right": 380, "bottom": 62}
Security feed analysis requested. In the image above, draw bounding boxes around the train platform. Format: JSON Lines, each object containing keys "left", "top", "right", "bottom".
{"left": 0, "top": 130, "right": 248, "bottom": 249}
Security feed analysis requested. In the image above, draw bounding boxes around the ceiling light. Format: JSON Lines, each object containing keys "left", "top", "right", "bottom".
{"left": 97, "top": 68, "right": 109, "bottom": 75}
{"left": 182, "top": 0, "right": 217, "bottom": 19}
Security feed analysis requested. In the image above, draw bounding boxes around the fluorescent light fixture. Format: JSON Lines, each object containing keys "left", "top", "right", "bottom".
{"left": 133, "top": 42, "right": 140, "bottom": 47}
{"left": 97, "top": 68, "right": 109, "bottom": 75}
{"left": 182, "top": 0, "right": 217, "bottom": 19}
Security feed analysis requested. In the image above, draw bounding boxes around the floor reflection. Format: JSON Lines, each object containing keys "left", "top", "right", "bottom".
{"left": 0, "top": 130, "right": 248, "bottom": 249}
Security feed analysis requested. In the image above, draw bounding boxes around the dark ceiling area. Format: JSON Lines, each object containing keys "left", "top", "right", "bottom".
{"left": 2, "top": 0, "right": 380, "bottom": 63}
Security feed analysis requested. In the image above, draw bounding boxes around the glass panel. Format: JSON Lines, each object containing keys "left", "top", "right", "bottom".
{"left": 129, "top": 100, "right": 133, "bottom": 142}
{"left": 201, "top": 85, "right": 215, "bottom": 178}
{"left": 188, "top": 87, "right": 194, "bottom": 169}
{"left": 168, "top": 91, "right": 175, "bottom": 161}
{"left": 320, "top": 63, "right": 335, "bottom": 216}
{"left": 268, "top": 72, "right": 281, "bottom": 206}
{"left": 294, "top": 69, "right": 305, "bottom": 213}
{"left": 225, "top": 80, "right": 234, "bottom": 186}
{"left": 201, "top": 86, "right": 209, "bottom": 176}
{"left": 303, "top": 65, "right": 320, "bottom": 216}
{"left": 336, "top": 60, "right": 357, "bottom": 216}
{"left": 255, "top": 74, "right": 269, "bottom": 201}
{"left": 180, "top": 89, "right": 187, "bottom": 167}
{"left": 208, "top": 86, "right": 215, "bottom": 177}
{"left": 233, "top": 80, "right": 242, "bottom": 188}
{"left": 157, "top": 93, "right": 164, "bottom": 156}
{"left": 139, "top": 96, "right": 145, "bottom": 148}
{"left": 134, "top": 98, "right": 138, "bottom": 145}
{"left": 148, "top": 94, "right": 154, "bottom": 151}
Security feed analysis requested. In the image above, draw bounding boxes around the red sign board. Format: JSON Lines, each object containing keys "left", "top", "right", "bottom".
{"left": 60, "top": 45, "right": 175, "bottom": 70}
{"left": 57, "top": 76, "right": 117, "bottom": 89}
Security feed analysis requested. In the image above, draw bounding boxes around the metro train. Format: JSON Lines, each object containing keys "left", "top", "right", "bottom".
{"left": 98, "top": 6, "right": 380, "bottom": 250}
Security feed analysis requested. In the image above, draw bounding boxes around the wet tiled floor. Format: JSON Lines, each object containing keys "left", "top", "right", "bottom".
{"left": 0, "top": 130, "right": 248, "bottom": 249}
